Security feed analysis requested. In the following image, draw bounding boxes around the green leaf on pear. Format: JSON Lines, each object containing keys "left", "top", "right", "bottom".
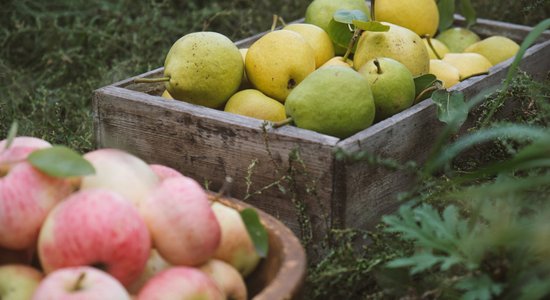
{"left": 413, "top": 74, "right": 438, "bottom": 102}
{"left": 352, "top": 20, "right": 390, "bottom": 32}
{"left": 327, "top": 18, "right": 355, "bottom": 49}
{"left": 437, "top": 0, "right": 455, "bottom": 33}
{"left": 4, "top": 121, "right": 18, "bottom": 150}
{"left": 459, "top": 0, "right": 477, "bottom": 28}
{"left": 28, "top": 145, "right": 95, "bottom": 178}
{"left": 240, "top": 208, "right": 269, "bottom": 258}
{"left": 332, "top": 9, "right": 369, "bottom": 24}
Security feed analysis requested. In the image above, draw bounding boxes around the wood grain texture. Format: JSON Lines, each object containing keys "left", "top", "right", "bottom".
{"left": 93, "top": 17, "right": 550, "bottom": 244}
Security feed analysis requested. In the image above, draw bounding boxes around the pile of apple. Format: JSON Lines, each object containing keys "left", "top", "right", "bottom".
{"left": 0, "top": 136, "right": 262, "bottom": 300}
{"left": 139, "top": 0, "right": 521, "bottom": 140}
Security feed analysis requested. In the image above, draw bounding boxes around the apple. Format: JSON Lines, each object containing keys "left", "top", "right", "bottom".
{"left": 37, "top": 188, "right": 151, "bottom": 287}
{"left": 200, "top": 259, "right": 247, "bottom": 300}
{"left": 0, "top": 264, "right": 43, "bottom": 300}
{"left": 0, "top": 136, "right": 51, "bottom": 174}
{"left": 0, "top": 246, "right": 34, "bottom": 266}
{"left": 80, "top": 148, "right": 159, "bottom": 207}
{"left": 127, "top": 249, "right": 172, "bottom": 294}
{"left": 149, "top": 164, "right": 183, "bottom": 181}
{"left": 211, "top": 202, "right": 261, "bottom": 277}
{"left": 32, "top": 266, "right": 131, "bottom": 300}
{"left": 0, "top": 162, "right": 74, "bottom": 250}
{"left": 136, "top": 267, "right": 224, "bottom": 300}
{"left": 140, "top": 176, "right": 221, "bottom": 266}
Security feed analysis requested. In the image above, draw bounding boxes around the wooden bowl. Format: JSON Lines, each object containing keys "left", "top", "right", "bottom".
{"left": 214, "top": 195, "right": 307, "bottom": 300}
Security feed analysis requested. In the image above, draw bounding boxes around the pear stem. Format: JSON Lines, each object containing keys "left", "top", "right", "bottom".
{"left": 270, "top": 14, "right": 279, "bottom": 31}
{"left": 278, "top": 16, "right": 287, "bottom": 27}
{"left": 343, "top": 28, "right": 363, "bottom": 62}
{"left": 373, "top": 59, "right": 382, "bottom": 74}
{"left": 72, "top": 272, "right": 86, "bottom": 292}
{"left": 371, "top": 0, "right": 376, "bottom": 21}
{"left": 271, "top": 117, "right": 293, "bottom": 129}
{"left": 209, "top": 176, "right": 234, "bottom": 205}
{"left": 423, "top": 35, "right": 442, "bottom": 60}
{"left": 415, "top": 85, "right": 439, "bottom": 103}
{"left": 133, "top": 77, "right": 170, "bottom": 84}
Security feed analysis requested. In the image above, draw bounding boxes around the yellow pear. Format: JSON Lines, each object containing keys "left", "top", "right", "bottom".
{"left": 283, "top": 23, "right": 335, "bottom": 68}
{"left": 442, "top": 53, "right": 493, "bottom": 80}
{"left": 320, "top": 56, "right": 353, "bottom": 69}
{"left": 304, "top": 0, "right": 370, "bottom": 55}
{"left": 423, "top": 37, "right": 450, "bottom": 59}
{"left": 245, "top": 29, "right": 316, "bottom": 102}
{"left": 224, "top": 89, "right": 287, "bottom": 122}
{"left": 163, "top": 31, "right": 243, "bottom": 108}
{"left": 374, "top": 0, "right": 439, "bottom": 37}
{"left": 353, "top": 22, "right": 430, "bottom": 76}
{"left": 436, "top": 27, "right": 481, "bottom": 53}
{"left": 429, "top": 59, "right": 460, "bottom": 89}
{"left": 161, "top": 89, "right": 173, "bottom": 99}
{"left": 238, "top": 48, "right": 252, "bottom": 89}
{"left": 464, "top": 36, "right": 520, "bottom": 65}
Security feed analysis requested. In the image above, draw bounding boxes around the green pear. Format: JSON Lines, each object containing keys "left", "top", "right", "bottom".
{"left": 163, "top": 32, "right": 243, "bottom": 108}
{"left": 285, "top": 66, "right": 375, "bottom": 139}
{"left": 245, "top": 30, "right": 316, "bottom": 102}
{"left": 358, "top": 58, "right": 416, "bottom": 122}
{"left": 304, "top": 0, "right": 370, "bottom": 55}
{"left": 436, "top": 27, "right": 481, "bottom": 53}
{"left": 353, "top": 22, "right": 430, "bottom": 76}
{"left": 464, "top": 36, "right": 520, "bottom": 65}
{"left": 224, "top": 89, "right": 287, "bottom": 122}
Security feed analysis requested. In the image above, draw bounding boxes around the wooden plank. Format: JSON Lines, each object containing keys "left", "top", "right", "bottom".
{"left": 338, "top": 39, "right": 550, "bottom": 230}
{"left": 92, "top": 86, "right": 339, "bottom": 240}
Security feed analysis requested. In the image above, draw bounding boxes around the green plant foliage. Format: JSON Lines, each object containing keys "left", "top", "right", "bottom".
{"left": 240, "top": 208, "right": 269, "bottom": 258}
{"left": 27, "top": 145, "right": 95, "bottom": 178}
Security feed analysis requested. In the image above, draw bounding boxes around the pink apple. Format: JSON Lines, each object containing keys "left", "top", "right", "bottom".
{"left": 136, "top": 267, "right": 224, "bottom": 300}
{"left": 0, "top": 264, "right": 43, "bottom": 300}
{"left": 0, "top": 136, "right": 51, "bottom": 174}
{"left": 0, "top": 246, "right": 34, "bottom": 266}
{"left": 38, "top": 189, "right": 151, "bottom": 286}
{"left": 149, "top": 164, "right": 183, "bottom": 181}
{"left": 140, "top": 176, "right": 221, "bottom": 266}
{"left": 32, "top": 266, "right": 131, "bottom": 300}
{"left": 127, "top": 249, "right": 172, "bottom": 294}
{"left": 80, "top": 149, "right": 159, "bottom": 207}
{"left": 212, "top": 202, "right": 261, "bottom": 277}
{"left": 200, "top": 259, "right": 247, "bottom": 300}
{"left": 0, "top": 162, "right": 74, "bottom": 250}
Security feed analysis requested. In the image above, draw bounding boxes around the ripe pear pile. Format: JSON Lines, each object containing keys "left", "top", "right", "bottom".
{"left": 142, "top": 0, "right": 520, "bottom": 139}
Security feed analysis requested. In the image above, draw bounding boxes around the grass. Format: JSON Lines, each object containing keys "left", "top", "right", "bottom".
{"left": 1, "top": 0, "right": 549, "bottom": 298}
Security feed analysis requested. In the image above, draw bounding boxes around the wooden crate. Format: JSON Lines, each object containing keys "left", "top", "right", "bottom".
{"left": 92, "top": 17, "right": 550, "bottom": 242}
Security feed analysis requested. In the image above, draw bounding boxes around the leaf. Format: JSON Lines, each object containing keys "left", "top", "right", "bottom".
{"left": 240, "top": 208, "right": 269, "bottom": 258}
{"left": 4, "top": 121, "right": 18, "bottom": 150}
{"left": 459, "top": 0, "right": 477, "bottom": 28}
{"left": 333, "top": 9, "right": 369, "bottom": 24}
{"left": 503, "top": 18, "right": 550, "bottom": 90}
{"left": 27, "top": 146, "right": 95, "bottom": 178}
{"left": 414, "top": 74, "right": 438, "bottom": 102}
{"left": 431, "top": 89, "right": 468, "bottom": 128}
{"left": 352, "top": 20, "right": 390, "bottom": 32}
{"left": 456, "top": 274, "right": 503, "bottom": 300}
{"left": 327, "top": 18, "right": 355, "bottom": 49}
{"left": 438, "top": 0, "right": 456, "bottom": 33}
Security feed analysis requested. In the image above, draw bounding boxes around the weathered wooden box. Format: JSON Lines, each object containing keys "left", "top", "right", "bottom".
{"left": 92, "top": 17, "right": 550, "bottom": 242}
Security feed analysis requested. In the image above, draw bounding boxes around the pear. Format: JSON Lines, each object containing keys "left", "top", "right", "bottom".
{"left": 224, "top": 89, "right": 287, "bottom": 122}
{"left": 304, "top": 0, "right": 370, "bottom": 55}
{"left": 245, "top": 29, "right": 316, "bottom": 102}
{"left": 436, "top": 27, "right": 481, "bottom": 53}
{"left": 442, "top": 53, "right": 493, "bottom": 80}
{"left": 358, "top": 58, "right": 416, "bottom": 122}
{"left": 285, "top": 66, "right": 375, "bottom": 139}
{"left": 353, "top": 22, "right": 430, "bottom": 76}
{"left": 429, "top": 59, "right": 460, "bottom": 89}
{"left": 464, "top": 36, "right": 520, "bottom": 65}
{"left": 423, "top": 37, "right": 450, "bottom": 59}
{"left": 161, "top": 89, "right": 173, "bottom": 99}
{"left": 162, "top": 32, "right": 243, "bottom": 108}
{"left": 374, "top": 0, "right": 439, "bottom": 37}
{"left": 320, "top": 56, "right": 353, "bottom": 69}
{"left": 238, "top": 48, "right": 252, "bottom": 89}
{"left": 283, "top": 23, "right": 335, "bottom": 68}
